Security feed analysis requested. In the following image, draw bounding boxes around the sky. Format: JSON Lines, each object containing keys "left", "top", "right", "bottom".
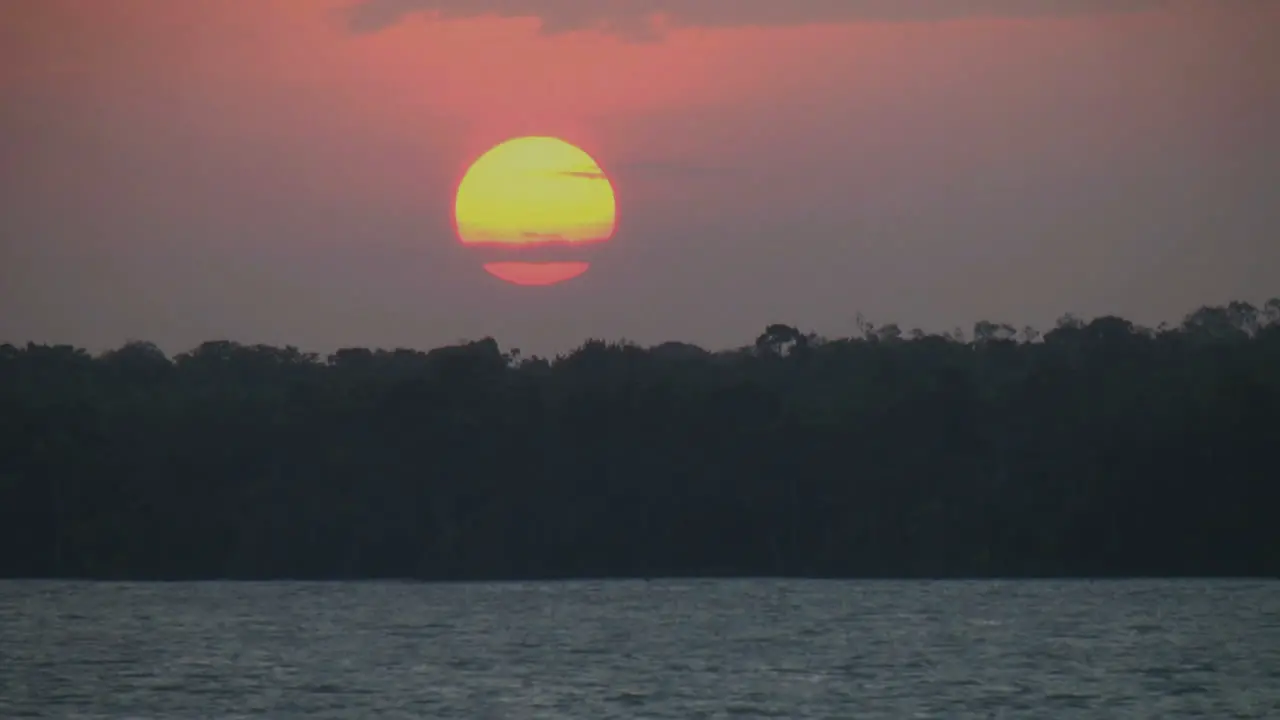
{"left": 2, "top": 0, "right": 1277, "bottom": 356}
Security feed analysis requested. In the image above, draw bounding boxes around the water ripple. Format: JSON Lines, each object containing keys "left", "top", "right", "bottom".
{"left": 1, "top": 579, "right": 1277, "bottom": 718}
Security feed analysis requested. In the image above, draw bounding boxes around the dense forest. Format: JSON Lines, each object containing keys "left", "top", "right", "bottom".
{"left": 2, "top": 300, "right": 1278, "bottom": 580}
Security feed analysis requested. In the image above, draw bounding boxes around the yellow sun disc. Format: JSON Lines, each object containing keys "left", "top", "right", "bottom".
{"left": 455, "top": 136, "right": 617, "bottom": 250}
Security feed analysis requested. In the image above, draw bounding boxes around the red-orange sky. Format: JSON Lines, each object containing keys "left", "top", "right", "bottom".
{"left": 2, "top": 0, "right": 1277, "bottom": 355}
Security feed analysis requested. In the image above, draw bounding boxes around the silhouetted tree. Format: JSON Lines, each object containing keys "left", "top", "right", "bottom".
{"left": 0, "top": 301, "right": 1277, "bottom": 580}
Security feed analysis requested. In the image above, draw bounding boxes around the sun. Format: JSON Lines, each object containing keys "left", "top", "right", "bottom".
{"left": 455, "top": 136, "right": 617, "bottom": 286}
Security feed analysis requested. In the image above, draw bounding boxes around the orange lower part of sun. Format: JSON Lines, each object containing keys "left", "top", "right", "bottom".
{"left": 483, "top": 262, "right": 590, "bottom": 286}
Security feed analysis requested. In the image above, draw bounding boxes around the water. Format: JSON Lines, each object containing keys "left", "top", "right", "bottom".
{"left": 1, "top": 579, "right": 1276, "bottom": 718}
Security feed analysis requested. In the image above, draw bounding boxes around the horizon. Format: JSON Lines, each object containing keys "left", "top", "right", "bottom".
{"left": 7, "top": 296, "right": 1275, "bottom": 359}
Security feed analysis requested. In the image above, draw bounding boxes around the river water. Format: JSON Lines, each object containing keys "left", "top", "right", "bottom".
{"left": 2, "top": 579, "right": 1276, "bottom": 718}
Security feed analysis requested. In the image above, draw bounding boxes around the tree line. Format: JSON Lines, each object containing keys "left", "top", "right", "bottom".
{"left": 1, "top": 300, "right": 1277, "bottom": 580}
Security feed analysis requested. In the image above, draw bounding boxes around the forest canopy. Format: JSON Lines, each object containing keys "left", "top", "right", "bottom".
{"left": 2, "top": 300, "right": 1278, "bottom": 580}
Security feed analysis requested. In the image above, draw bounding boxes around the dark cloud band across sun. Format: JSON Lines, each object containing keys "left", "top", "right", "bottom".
{"left": 346, "top": 0, "right": 1171, "bottom": 38}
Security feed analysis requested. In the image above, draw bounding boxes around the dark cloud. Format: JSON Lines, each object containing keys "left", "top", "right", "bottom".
{"left": 345, "top": 0, "right": 1171, "bottom": 39}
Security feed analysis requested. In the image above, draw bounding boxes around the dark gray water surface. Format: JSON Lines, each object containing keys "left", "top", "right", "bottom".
{"left": 1, "top": 579, "right": 1276, "bottom": 718}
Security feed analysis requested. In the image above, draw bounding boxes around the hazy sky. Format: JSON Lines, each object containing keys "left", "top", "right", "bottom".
{"left": 2, "top": 0, "right": 1277, "bottom": 356}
